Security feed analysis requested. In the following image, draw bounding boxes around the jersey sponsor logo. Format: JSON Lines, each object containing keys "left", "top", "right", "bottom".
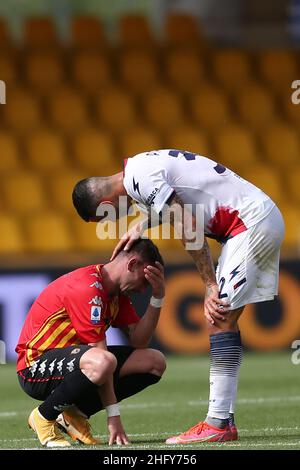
{"left": 132, "top": 177, "right": 140, "bottom": 195}
{"left": 89, "top": 295, "right": 103, "bottom": 307}
{"left": 91, "top": 306, "right": 102, "bottom": 324}
{"left": 146, "top": 187, "right": 159, "bottom": 206}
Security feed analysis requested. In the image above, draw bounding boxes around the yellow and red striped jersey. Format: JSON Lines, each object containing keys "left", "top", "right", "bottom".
{"left": 16, "top": 264, "right": 139, "bottom": 371}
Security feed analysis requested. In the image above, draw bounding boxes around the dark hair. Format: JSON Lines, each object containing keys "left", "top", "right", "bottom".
{"left": 126, "top": 238, "right": 164, "bottom": 267}
{"left": 72, "top": 178, "right": 98, "bottom": 222}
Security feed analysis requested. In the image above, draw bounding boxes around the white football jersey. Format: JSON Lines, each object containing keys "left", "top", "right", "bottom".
{"left": 123, "top": 149, "right": 275, "bottom": 243}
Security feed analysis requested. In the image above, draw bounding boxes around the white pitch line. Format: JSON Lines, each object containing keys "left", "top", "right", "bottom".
{"left": 1, "top": 395, "right": 300, "bottom": 418}
{"left": 1, "top": 426, "right": 300, "bottom": 443}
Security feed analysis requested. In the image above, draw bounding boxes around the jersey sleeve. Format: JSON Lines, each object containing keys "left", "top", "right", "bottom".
{"left": 124, "top": 157, "right": 174, "bottom": 214}
{"left": 64, "top": 280, "right": 107, "bottom": 344}
{"left": 111, "top": 295, "right": 140, "bottom": 328}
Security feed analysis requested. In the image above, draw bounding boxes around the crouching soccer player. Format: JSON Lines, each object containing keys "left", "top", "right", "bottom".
{"left": 15, "top": 239, "right": 166, "bottom": 447}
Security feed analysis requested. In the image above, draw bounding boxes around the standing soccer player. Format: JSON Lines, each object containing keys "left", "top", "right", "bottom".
{"left": 16, "top": 239, "right": 166, "bottom": 447}
{"left": 72, "top": 149, "right": 285, "bottom": 444}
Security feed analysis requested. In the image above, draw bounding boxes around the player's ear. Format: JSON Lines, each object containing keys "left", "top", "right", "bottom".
{"left": 127, "top": 257, "right": 138, "bottom": 272}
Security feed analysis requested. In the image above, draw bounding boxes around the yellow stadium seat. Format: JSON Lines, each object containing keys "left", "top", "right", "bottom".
{"left": 165, "top": 48, "right": 205, "bottom": 94}
{"left": 143, "top": 86, "right": 184, "bottom": 130}
{"left": 258, "top": 50, "right": 297, "bottom": 93}
{"left": 26, "top": 213, "right": 73, "bottom": 252}
{"left": 164, "top": 125, "right": 210, "bottom": 156}
{"left": 96, "top": 86, "right": 137, "bottom": 131}
{"left": 3, "top": 87, "right": 41, "bottom": 134}
{"left": 26, "top": 129, "right": 67, "bottom": 173}
{"left": 72, "top": 218, "right": 117, "bottom": 252}
{"left": 48, "top": 171, "right": 86, "bottom": 214}
{"left": 49, "top": 86, "right": 89, "bottom": 133}
{"left": 71, "top": 16, "right": 106, "bottom": 47}
{"left": 118, "top": 15, "right": 154, "bottom": 47}
{"left": 241, "top": 164, "right": 283, "bottom": 205}
{"left": 25, "top": 51, "right": 64, "bottom": 95}
{"left": 0, "top": 54, "right": 16, "bottom": 85}
{"left": 215, "top": 123, "right": 258, "bottom": 172}
{"left": 73, "top": 128, "right": 118, "bottom": 174}
{"left": 119, "top": 50, "right": 158, "bottom": 95}
{"left": 0, "top": 132, "right": 21, "bottom": 174}
{"left": 0, "top": 215, "right": 25, "bottom": 253}
{"left": 191, "top": 84, "right": 231, "bottom": 130}
{"left": 24, "top": 17, "right": 57, "bottom": 48}
{"left": 212, "top": 49, "right": 252, "bottom": 92}
{"left": 286, "top": 166, "right": 300, "bottom": 205}
{"left": 261, "top": 122, "right": 300, "bottom": 169}
{"left": 0, "top": 18, "right": 10, "bottom": 47}
{"left": 236, "top": 82, "right": 275, "bottom": 130}
{"left": 280, "top": 204, "right": 300, "bottom": 246}
{"left": 164, "top": 13, "right": 201, "bottom": 45}
{"left": 120, "top": 126, "right": 161, "bottom": 157}
{"left": 2, "top": 172, "right": 46, "bottom": 214}
{"left": 72, "top": 51, "right": 111, "bottom": 96}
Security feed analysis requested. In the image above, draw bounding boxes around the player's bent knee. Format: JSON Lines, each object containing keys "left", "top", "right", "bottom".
{"left": 146, "top": 349, "right": 166, "bottom": 376}
{"left": 206, "top": 307, "right": 244, "bottom": 334}
{"left": 80, "top": 348, "right": 117, "bottom": 383}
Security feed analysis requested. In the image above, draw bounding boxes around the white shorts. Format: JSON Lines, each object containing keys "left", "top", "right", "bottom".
{"left": 216, "top": 205, "right": 285, "bottom": 310}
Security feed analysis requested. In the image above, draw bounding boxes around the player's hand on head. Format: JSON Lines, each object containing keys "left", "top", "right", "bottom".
{"left": 204, "top": 284, "right": 230, "bottom": 325}
{"left": 107, "top": 416, "right": 129, "bottom": 446}
{"left": 144, "top": 261, "right": 165, "bottom": 299}
{"left": 110, "top": 223, "right": 143, "bottom": 261}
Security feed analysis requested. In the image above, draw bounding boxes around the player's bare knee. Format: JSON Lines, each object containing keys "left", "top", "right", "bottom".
{"left": 206, "top": 316, "right": 239, "bottom": 334}
{"left": 80, "top": 348, "right": 117, "bottom": 384}
{"left": 146, "top": 349, "right": 166, "bottom": 376}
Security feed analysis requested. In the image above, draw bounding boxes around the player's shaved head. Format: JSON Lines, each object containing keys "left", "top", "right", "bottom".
{"left": 72, "top": 177, "right": 113, "bottom": 221}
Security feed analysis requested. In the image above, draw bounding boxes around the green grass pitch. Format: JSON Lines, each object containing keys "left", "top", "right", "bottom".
{"left": 0, "top": 352, "right": 299, "bottom": 450}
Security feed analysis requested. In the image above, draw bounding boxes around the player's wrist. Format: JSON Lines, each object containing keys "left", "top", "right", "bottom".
{"left": 150, "top": 296, "right": 164, "bottom": 308}
{"left": 106, "top": 403, "right": 120, "bottom": 417}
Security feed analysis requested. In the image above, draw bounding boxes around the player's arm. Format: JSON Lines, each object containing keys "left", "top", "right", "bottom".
{"left": 121, "top": 261, "right": 165, "bottom": 348}
{"left": 110, "top": 209, "right": 161, "bottom": 261}
{"left": 89, "top": 338, "right": 129, "bottom": 445}
{"left": 167, "top": 192, "right": 230, "bottom": 324}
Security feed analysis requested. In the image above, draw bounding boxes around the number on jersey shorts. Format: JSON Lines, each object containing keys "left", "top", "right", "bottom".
{"left": 216, "top": 205, "right": 285, "bottom": 310}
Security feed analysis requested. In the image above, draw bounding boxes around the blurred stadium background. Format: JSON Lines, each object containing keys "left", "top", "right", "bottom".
{"left": 0, "top": 0, "right": 300, "bottom": 364}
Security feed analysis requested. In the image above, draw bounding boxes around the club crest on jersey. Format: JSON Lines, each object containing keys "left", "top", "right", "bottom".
{"left": 91, "top": 306, "right": 102, "bottom": 324}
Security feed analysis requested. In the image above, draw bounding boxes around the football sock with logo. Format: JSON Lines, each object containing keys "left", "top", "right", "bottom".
{"left": 38, "top": 369, "right": 97, "bottom": 421}
{"left": 75, "top": 373, "right": 161, "bottom": 418}
{"left": 206, "top": 331, "right": 242, "bottom": 429}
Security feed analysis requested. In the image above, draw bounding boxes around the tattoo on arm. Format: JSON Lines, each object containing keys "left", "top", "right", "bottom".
{"left": 168, "top": 193, "right": 216, "bottom": 286}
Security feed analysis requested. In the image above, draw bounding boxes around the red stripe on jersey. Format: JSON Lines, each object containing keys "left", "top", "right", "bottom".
{"left": 207, "top": 206, "right": 247, "bottom": 242}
